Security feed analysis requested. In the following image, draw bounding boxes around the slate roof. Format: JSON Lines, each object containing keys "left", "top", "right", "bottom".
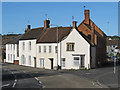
{"left": 19, "top": 27, "right": 44, "bottom": 40}
{"left": 5, "top": 35, "right": 23, "bottom": 44}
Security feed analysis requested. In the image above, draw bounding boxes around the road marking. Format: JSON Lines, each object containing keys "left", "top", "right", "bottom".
{"left": 96, "top": 80, "right": 103, "bottom": 88}
{"left": 85, "top": 73, "right": 91, "bottom": 74}
{"left": 2, "top": 84, "right": 10, "bottom": 87}
{"left": 9, "top": 70, "right": 17, "bottom": 88}
{"left": 35, "top": 77, "right": 39, "bottom": 81}
{"left": 12, "top": 82, "right": 16, "bottom": 88}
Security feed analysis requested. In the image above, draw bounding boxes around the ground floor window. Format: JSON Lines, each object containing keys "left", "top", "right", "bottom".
{"left": 73, "top": 55, "right": 85, "bottom": 68}
{"left": 61, "top": 58, "right": 65, "bottom": 67}
{"left": 8, "top": 54, "right": 10, "bottom": 61}
{"left": 40, "top": 58, "right": 44, "bottom": 68}
{"left": 11, "top": 54, "right": 12, "bottom": 61}
{"left": 13, "top": 54, "right": 15, "bottom": 60}
{"left": 81, "top": 55, "right": 85, "bottom": 68}
{"left": 73, "top": 57, "right": 79, "bottom": 66}
{"left": 21, "top": 55, "right": 25, "bottom": 64}
{"left": 29, "top": 56, "right": 31, "bottom": 65}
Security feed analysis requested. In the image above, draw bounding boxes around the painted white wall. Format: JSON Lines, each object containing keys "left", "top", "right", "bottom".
{"left": 36, "top": 28, "right": 91, "bottom": 70}
{"left": 60, "top": 28, "right": 91, "bottom": 69}
{"left": 6, "top": 44, "right": 19, "bottom": 63}
{"left": 19, "top": 39, "right": 36, "bottom": 67}
{"left": 36, "top": 43, "right": 57, "bottom": 69}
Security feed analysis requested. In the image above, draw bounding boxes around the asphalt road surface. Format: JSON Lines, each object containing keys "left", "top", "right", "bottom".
{"left": 2, "top": 67, "right": 42, "bottom": 89}
{"left": 2, "top": 61, "right": 119, "bottom": 89}
{"left": 2, "top": 63, "right": 102, "bottom": 89}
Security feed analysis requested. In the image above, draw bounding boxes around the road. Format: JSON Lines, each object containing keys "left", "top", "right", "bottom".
{"left": 2, "top": 63, "right": 102, "bottom": 89}
{"left": 2, "top": 64, "right": 42, "bottom": 89}
{"left": 2, "top": 61, "right": 119, "bottom": 89}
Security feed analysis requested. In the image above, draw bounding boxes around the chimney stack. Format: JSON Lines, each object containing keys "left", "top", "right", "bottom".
{"left": 91, "top": 22, "right": 95, "bottom": 44}
{"left": 84, "top": 10, "right": 90, "bottom": 25}
{"left": 27, "top": 25, "right": 31, "bottom": 30}
{"left": 44, "top": 18, "right": 50, "bottom": 29}
{"left": 72, "top": 21, "right": 77, "bottom": 29}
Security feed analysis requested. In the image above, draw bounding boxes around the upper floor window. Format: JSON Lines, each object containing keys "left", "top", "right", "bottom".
{"left": 11, "top": 45, "right": 12, "bottom": 50}
{"left": 29, "top": 41, "right": 31, "bottom": 50}
{"left": 66, "top": 43, "right": 75, "bottom": 51}
{"left": 23, "top": 42, "right": 25, "bottom": 50}
{"left": 49, "top": 46, "right": 52, "bottom": 53}
{"left": 13, "top": 45, "right": 15, "bottom": 50}
{"left": 39, "top": 46, "right": 41, "bottom": 53}
{"left": 8, "top": 45, "right": 9, "bottom": 50}
{"left": 55, "top": 46, "right": 58, "bottom": 53}
{"left": 44, "top": 46, "right": 46, "bottom": 53}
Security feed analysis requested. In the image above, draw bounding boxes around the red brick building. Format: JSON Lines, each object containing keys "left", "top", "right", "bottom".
{"left": 78, "top": 10, "right": 106, "bottom": 67}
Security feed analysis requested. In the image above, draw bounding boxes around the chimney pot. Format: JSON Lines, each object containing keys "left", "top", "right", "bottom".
{"left": 72, "top": 21, "right": 77, "bottom": 29}
{"left": 84, "top": 10, "right": 90, "bottom": 25}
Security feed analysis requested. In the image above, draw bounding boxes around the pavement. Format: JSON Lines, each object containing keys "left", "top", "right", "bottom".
{"left": 1, "top": 61, "right": 119, "bottom": 89}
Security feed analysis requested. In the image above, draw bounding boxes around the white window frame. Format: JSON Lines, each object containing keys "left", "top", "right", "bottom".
{"left": 8, "top": 54, "right": 10, "bottom": 61}
{"left": 61, "top": 58, "right": 65, "bottom": 67}
{"left": 23, "top": 42, "right": 25, "bottom": 50}
{"left": 39, "top": 46, "right": 41, "bottom": 53}
{"left": 13, "top": 54, "right": 15, "bottom": 60}
{"left": 13, "top": 45, "right": 15, "bottom": 50}
{"left": 44, "top": 46, "right": 46, "bottom": 53}
{"left": 40, "top": 58, "right": 44, "bottom": 68}
{"left": 29, "top": 56, "right": 31, "bottom": 65}
{"left": 49, "top": 46, "right": 52, "bottom": 53}
{"left": 29, "top": 41, "right": 31, "bottom": 50}
{"left": 11, "top": 54, "right": 12, "bottom": 61}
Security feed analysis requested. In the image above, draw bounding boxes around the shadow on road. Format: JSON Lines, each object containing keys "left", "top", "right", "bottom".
{"left": 98, "top": 61, "right": 120, "bottom": 69}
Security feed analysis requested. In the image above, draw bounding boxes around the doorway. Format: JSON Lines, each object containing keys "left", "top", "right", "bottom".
{"left": 49, "top": 58, "right": 53, "bottom": 69}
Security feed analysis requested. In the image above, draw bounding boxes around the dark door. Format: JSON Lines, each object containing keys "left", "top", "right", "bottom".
{"left": 50, "top": 59, "right": 53, "bottom": 69}
{"left": 34, "top": 57, "right": 36, "bottom": 68}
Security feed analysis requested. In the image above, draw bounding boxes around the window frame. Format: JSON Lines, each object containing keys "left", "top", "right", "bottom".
{"left": 66, "top": 43, "right": 75, "bottom": 51}
{"left": 44, "top": 46, "right": 46, "bottom": 53}
{"left": 29, "top": 41, "right": 31, "bottom": 50}
{"left": 49, "top": 46, "right": 52, "bottom": 53}
{"left": 23, "top": 42, "right": 25, "bottom": 50}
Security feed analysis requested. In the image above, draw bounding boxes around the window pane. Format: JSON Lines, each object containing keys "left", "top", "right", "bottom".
{"left": 39, "top": 46, "right": 41, "bottom": 53}
{"left": 44, "top": 46, "right": 46, "bottom": 53}
{"left": 73, "top": 57, "right": 79, "bottom": 66}
{"left": 29, "top": 56, "right": 31, "bottom": 65}
{"left": 62, "top": 58, "right": 65, "bottom": 67}
{"left": 81, "top": 56, "right": 85, "bottom": 67}
{"left": 49, "top": 46, "right": 51, "bottom": 53}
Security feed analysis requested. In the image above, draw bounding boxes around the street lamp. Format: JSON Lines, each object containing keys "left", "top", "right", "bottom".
{"left": 49, "top": 24, "right": 59, "bottom": 70}
{"left": 114, "top": 48, "right": 119, "bottom": 74}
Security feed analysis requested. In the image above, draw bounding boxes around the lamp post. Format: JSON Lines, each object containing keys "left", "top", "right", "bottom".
{"left": 114, "top": 48, "right": 119, "bottom": 74}
{"left": 49, "top": 24, "right": 59, "bottom": 70}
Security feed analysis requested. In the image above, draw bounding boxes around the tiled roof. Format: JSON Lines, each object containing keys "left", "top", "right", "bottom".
{"left": 106, "top": 39, "right": 120, "bottom": 46}
{"left": 19, "top": 27, "right": 44, "bottom": 40}
{"left": 37, "top": 27, "right": 72, "bottom": 43}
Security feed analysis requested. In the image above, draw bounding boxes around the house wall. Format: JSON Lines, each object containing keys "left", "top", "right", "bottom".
{"left": 61, "top": 28, "right": 91, "bottom": 69}
{"left": 19, "top": 39, "right": 36, "bottom": 67}
{"left": 36, "top": 43, "right": 57, "bottom": 69}
{"left": 78, "top": 20, "right": 106, "bottom": 66}
{"left": 6, "top": 44, "right": 18, "bottom": 63}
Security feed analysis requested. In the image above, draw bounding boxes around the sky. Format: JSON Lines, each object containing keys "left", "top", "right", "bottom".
{"left": 2, "top": 2, "right": 118, "bottom": 36}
